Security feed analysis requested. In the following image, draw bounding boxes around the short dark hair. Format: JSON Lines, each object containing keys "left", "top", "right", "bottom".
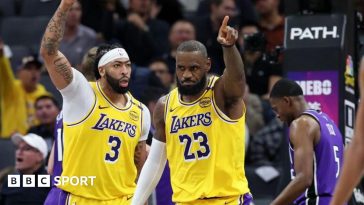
{"left": 270, "top": 79, "right": 303, "bottom": 98}
{"left": 35, "top": 95, "right": 60, "bottom": 109}
{"left": 93, "top": 43, "right": 122, "bottom": 80}
{"left": 176, "top": 40, "right": 208, "bottom": 57}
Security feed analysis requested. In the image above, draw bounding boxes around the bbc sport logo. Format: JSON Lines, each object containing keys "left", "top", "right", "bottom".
{"left": 8, "top": 175, "right": 96, "bottom": 187}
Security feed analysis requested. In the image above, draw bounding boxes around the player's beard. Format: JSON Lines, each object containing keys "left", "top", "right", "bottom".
{"left": 177, "top": 75, "right": 207, "bottom": 96}
{"left": 105, "top": 72, "right": 129, "bottom": 94}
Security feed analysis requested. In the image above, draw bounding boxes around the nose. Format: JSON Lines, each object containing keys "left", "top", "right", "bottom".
{"left": 182, "top": 70, "right": 192, "bottom": 80}
{"left": 120, "top": 64, "right": 129, "bottom": 75}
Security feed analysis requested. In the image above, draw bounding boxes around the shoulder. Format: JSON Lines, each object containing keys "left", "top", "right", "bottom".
{"left": 290, "top": 115, "right": 320, "bottom": 143}
{"left": 291, "top": 115, "right": 319, "bottom": 131}
{"left": 156, "top": 94, "right": 169, "bottom": 108}
{"left": 154, "top": 95, "right": 169, "bottom": 120}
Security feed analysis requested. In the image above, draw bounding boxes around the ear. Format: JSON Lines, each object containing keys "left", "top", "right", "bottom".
{"left": 98, "top": 66, "right": 105, "bottom": 77}
{"left": 205, "top": 58, "right": 211, "bottom": 73}
{"left": 282, "top": 96, "right": 290, "bottom": 105}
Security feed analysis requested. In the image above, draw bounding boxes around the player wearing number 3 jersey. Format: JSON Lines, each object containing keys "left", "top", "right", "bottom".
{"left": 269, "top": 79, "right": 344, "bottom": 205}
{"left": 39, "top": 0, "right": 150, "bottom": 204}
{"left": 131, "top": 16, "right": 252, "bottom": 205}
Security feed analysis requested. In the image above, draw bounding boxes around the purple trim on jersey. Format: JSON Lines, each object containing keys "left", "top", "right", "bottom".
{"left": 241, "top": 193, "right": 253, "bottom": 205}
{"left": 52, "top": 112, "right": 63, "bottom": 186}
{"left": 289, "top": 109, "right": 344, "bottom": 205}
{"left": 44, "top": 187, "right": 68, "bottom": 205}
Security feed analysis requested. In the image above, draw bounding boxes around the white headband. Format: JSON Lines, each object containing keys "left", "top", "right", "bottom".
{"left": 98, "top": 48, "right": 130, "bottom": 67}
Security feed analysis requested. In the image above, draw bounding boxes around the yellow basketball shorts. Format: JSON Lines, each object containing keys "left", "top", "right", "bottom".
{"left": 175, "top": 193, "right": 253, "bottom": 205}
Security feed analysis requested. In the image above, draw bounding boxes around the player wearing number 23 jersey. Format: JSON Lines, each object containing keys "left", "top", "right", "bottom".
{"left": 164, "top": 76, "right": 250, "bottom": 202}
{"left": 132, "top": 16, "right": 252, "bottom": 205}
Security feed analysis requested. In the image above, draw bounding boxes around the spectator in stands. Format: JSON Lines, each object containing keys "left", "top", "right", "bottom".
{"left": 148, "top": 58, "right": 173, "bottom": 91}
{"left": 60, "top": 0, "right": 97, "bottom": 68}
{"left": 114, "top": 0, "right": 169, "bottom": 66}
{"left": 254, "top": 0, "right": 284, "bottom": 56}
{"left": 164, "top": 20, "right": 195, "bottom": 74}
{"left": 192, "top": 0, "right": 239, "bottom": 75}
{"left": 139, "top": 87, "right": 165, "bottom": 144}
{"left": 0, "top": 41, "right": 49, "bottom": 138}
{"left": 243, "top": 85, "right": 265, "bottom": 140}
{"left": 28, "top": 96, "right": 60, "bottom": 149}
{"left": 246, "top": 117, "right": 284, "bottom": 166}
{"left": 150, "top": 0, "right": 184, "bottom": 26}
{"left": 80, "top": 46, "right": 98, "bottom": 81}
{"left": 196, "top": 0, "right": 258, "bottom": 26}
{"left": 81, "top": 0, "right": 126, "bottom": 41}
{"left": 0, "top": 133, "right": 50, "bottom": 205}
{"left": 239, "top": 23, "right": 282, "bottom": 99}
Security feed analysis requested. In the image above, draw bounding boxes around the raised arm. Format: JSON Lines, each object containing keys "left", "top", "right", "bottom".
{"left": 271, "top": 116, "right": 319, "bottom": 205}
{"left": 131, "top": 96, "right": 168, "bottom": 205}
{"left": 40, "top": 0, "right": 75, "bottom": 89}
{"left": 216, "top": 16, "right": 245, "bottom": 101}
{"left": 330, "top": 58, "right": 364, "bottom": 205}
{"left": 0, "top": 41, "right": 16, "bottom": 94}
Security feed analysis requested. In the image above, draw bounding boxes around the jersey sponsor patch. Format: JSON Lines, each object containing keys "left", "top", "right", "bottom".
{"left": 199, "top": 97, "right": 211, "bottom": 108}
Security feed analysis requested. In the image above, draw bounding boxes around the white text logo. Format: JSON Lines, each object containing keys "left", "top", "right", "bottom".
{"left": 296, "top": 80, "right": 332, "bottom": 96}
{"left": 290, "top": 26, "right": 339, "bottom": 40}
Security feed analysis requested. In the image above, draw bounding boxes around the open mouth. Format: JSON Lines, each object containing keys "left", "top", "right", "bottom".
{"left": 16, "top": 158, "right": 23, "bottom": 163}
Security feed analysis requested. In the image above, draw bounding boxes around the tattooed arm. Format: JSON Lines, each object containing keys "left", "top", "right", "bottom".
{"left": 40, "top": 0, "right": 75, "bottom": 89}
{"left": 134, "top": 141, "right": 148, "bottom": 182}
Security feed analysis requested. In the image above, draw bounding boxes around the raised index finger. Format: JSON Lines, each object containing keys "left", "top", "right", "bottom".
{"left": 220, "top": 16, "right": 229, "bottom": 30}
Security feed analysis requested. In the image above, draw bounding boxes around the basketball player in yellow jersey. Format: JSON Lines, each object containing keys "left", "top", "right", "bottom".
{"left": 40, "top": 0, "right": 150, "bottom": 204}
{"left": 131, "top": 16, "right": 252, "bottom": 205}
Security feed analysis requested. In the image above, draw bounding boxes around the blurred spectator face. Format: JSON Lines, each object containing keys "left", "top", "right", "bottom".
{"left": 66, "top": 1, "right": 82, "bottom": 27}
{"left": 35, "top": 98, "right": 60, "bottom": 125}
{"left": 149, "top": 61, "right": 172, "bottom": 88}
{"left": 169, "top": 21, "right": 196, "bottom": 50}
{"left": 18, "top": 63, "right": 41, "bottom": 92}
{"left": 81, "top": 47, "right": 98, "bottom": 81}
{"left": 255, "top": 0, "right": 279, "bottom": 16}
{"left": 211, "top": 0, "right": 237, "bottom": 23}
{"left": 15, "top": 141, "right": 43, "bottom": 173}
{"left": 129, "top": 0, "right": 152, "bottom": 16}
{"left": 239, "top": 25, "right": 262, "bottom": 64}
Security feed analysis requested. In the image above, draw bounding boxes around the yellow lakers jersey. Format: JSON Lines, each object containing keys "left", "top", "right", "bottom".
{"left": 59, "top": 82, "right": 144, "bottom": 200}
{"left": 165, "top": 76, "right": 250, "bottom": 202}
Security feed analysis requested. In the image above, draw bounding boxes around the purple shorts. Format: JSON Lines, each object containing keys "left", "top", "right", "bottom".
{"left": 44, "top": 187, "right": 68, "bottom": 205}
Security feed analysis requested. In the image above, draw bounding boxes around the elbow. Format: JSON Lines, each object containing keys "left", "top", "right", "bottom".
{"left": 297, "top": 173, "right": 313, "bottom": 188}
{"left": 39, "top": 46, "right": 48, "bottom": 59}
{"left": 39, "top": 46, "right": 46, "bottom": 59}
{"left": 303, "top": 176, "right": 313, "bottom": 188}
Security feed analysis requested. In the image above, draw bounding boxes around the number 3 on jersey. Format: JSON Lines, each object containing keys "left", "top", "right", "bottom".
{"left": 105, "top": 136, "right": 122, "bottom": 163}
{"left": 179, "top": 132, "right": 210, "bottom": 161}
